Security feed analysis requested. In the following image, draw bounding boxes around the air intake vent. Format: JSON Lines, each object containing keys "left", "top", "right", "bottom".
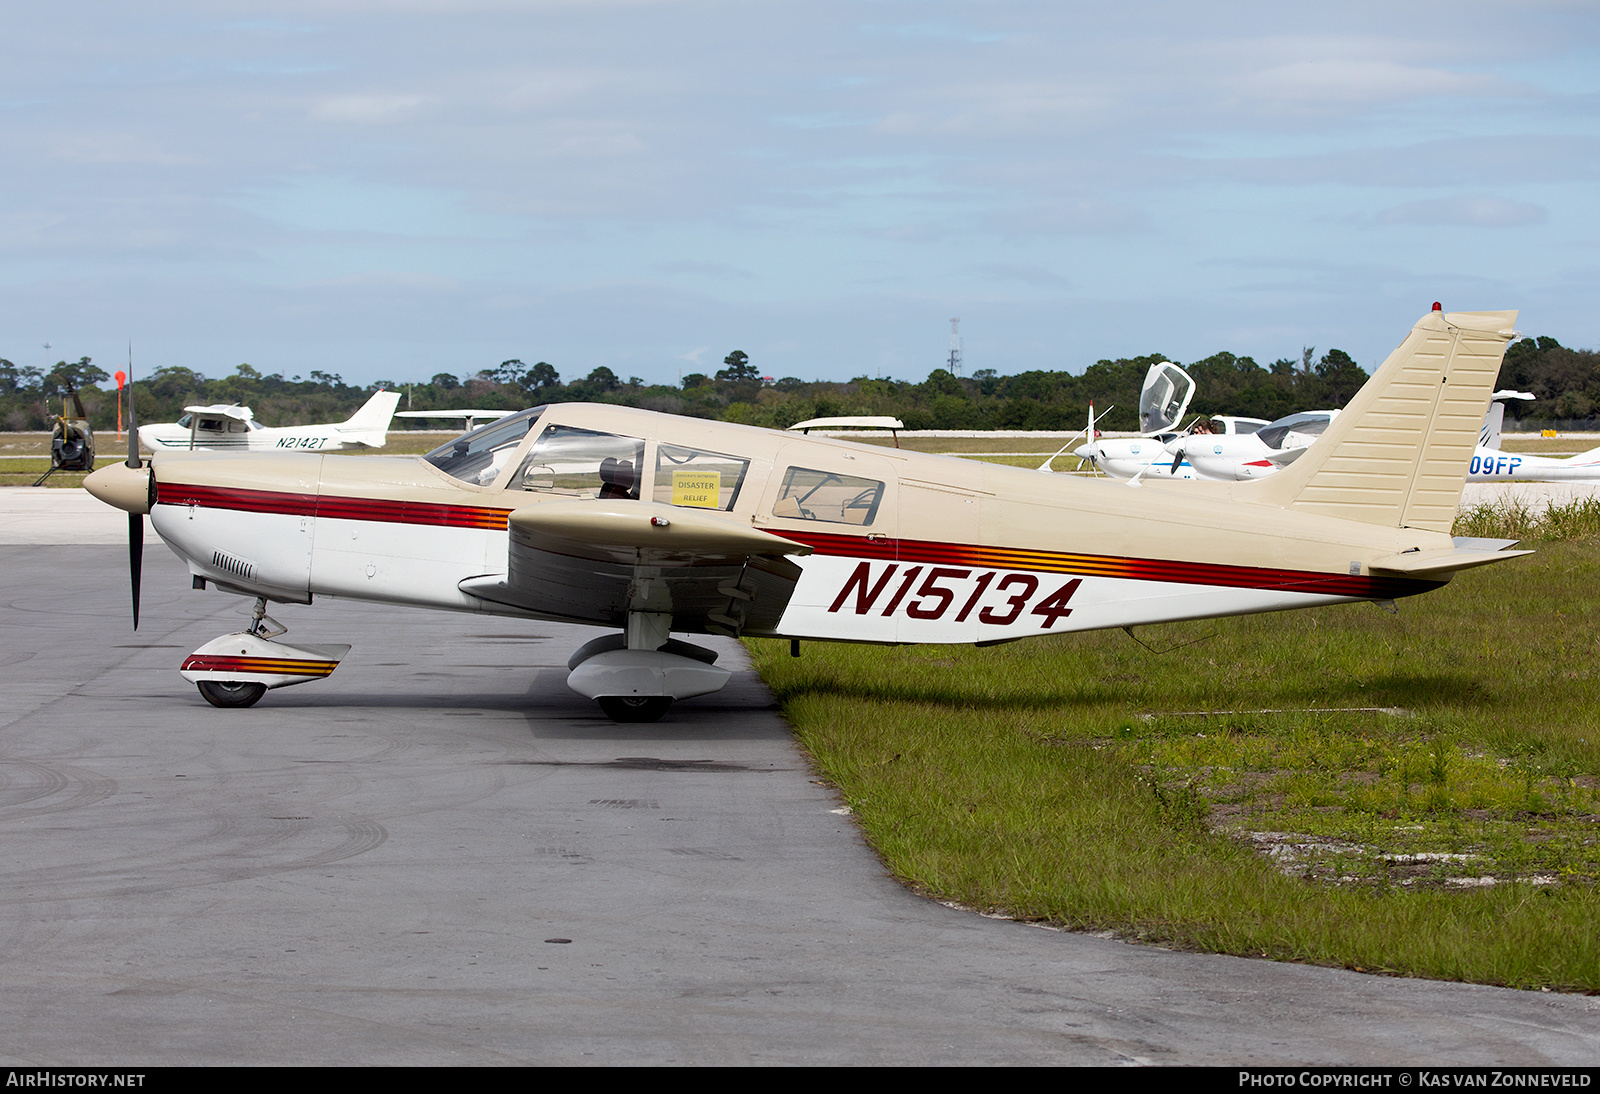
{"left": 211, "top": 550, "right": 256, "bottom": 581}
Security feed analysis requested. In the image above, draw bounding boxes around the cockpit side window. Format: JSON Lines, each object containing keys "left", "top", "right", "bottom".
{"left": 654, "top": 444, "right": 749, "bottom": 511}
{"left": 424, "top": 408, "right": 543, "bottom": 485}
{"left": 773, "top": 467, "right": 884, "bottom": 526}
{"left": 513, "top": 424, "right": 646, "bottom": 498}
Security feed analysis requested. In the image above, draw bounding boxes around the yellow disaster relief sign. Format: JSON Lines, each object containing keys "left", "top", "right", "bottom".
{"left": 672, "top": 470, "right": 722, "bottom": 508}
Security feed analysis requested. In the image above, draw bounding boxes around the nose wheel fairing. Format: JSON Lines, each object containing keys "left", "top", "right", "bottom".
{"left": 179, "top": 631, "right": 351, "bottom": 704}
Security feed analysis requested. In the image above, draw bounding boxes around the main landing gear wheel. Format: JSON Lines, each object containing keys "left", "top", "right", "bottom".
{"left": 197, "top": 680, "right": 268, "bottom": 709}
{"left": 597, "top": 696, "right": 673, "bottom": 723}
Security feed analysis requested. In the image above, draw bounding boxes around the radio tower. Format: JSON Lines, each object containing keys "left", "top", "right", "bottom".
{"left": 947, "top": 318, "right": 962, "bottom": 376}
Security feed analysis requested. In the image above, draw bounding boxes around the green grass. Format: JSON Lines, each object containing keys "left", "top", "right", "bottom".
{"left": 745, "top": 535, "right": 1600, "bottom": 990}
{"left": 1457, "top": 495, "right": 1600, "bottom": 541}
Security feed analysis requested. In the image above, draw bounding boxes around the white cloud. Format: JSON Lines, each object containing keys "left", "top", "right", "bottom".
{"left": 1236, "top": 59, "right": 1503, "bottom": 106}
{"left": 1376, "top": 195, "right": 1547, "bottom": 227}
{"left": 308, "top": 94, "right": 428, "bottom": 123}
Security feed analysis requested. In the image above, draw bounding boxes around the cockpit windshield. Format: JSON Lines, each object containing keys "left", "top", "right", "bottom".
{"left": 423, "top": 407, "right": 545, "bottom": 485}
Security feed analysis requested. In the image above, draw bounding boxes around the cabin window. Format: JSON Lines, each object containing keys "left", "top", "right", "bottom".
{"left": 513, "top": 424, "right": 645, "bottom": 498}
{"left": 654, "top": 444, "right": 749, "bottom": 511}
{"left": 424, "top": 408, "right": 542, "bottom": 485}
{"left": 199, "top": 418, "right": 225, "bottom": 432}
{"left": 176, "top": 414, "right": 192, "bottom": 428}
{"left": 773, "top": 467, "right": 884, "bottom": 526}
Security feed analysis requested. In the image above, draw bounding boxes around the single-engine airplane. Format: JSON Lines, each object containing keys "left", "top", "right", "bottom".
{"left": 1171, "top": 409, "right": 1341, "bottom": 482}
{"left": 87, "top": 308, "right": 1528, "bottom": 722}
{"left": 1072, "top": 361, "right": 1203, "bottom": 478}
{"left": 138, "top": 390, "right": 402, "bottom": 452}
{"left": 1463, "top": 390, "right": 1600, "bottom": 483}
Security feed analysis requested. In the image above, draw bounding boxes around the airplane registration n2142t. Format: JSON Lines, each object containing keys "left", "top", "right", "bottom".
{"left": 86, "top": 308, "right": 1527, "bottom": 722}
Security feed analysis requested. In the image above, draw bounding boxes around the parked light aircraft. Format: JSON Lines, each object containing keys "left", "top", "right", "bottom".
{"left": 1172, "top": 410, "right": 1341, "bottom": 482}
{"left": 1171, "top": 390, "right": 1596, "bottom": 486}
{"left": 1071, "top": 363, "right": 1270, "bottom": 479}
{"left": 394, "top": 409, "right": 516, "bottom": 433}
{"left": 138, "top": 390, "right": 402, "bottom": 452}
{"left": 1072, "top": 362, "right": 1202, "bottom": 478}
{"left": 86, "top": 309, "right": 1527, "bottom": 722}
{"left": 1460, "top": 389, "right": 1600, "bottom": 483}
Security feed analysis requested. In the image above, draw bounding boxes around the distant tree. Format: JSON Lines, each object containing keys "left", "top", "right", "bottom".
{"left": 46, "top": 356, "right": 109, "bottom": 393}
{"left": 587, "top": 366, "right": 619, "bottom": 391}
{"left": 0, "top": 359, "right": 40, "bottom": 396}
{"left": 146, "top": 365, "right": 208, "bottom": 400}
{"left": 715, "top": 351, "right": 758, "bottom": 384}
{"left": 431, "top": 373, "right": 460, "bottom": 390}
{"left": 682, "top": 373, "right": 710, "bottom": 390}
{"left": 478, "top": 359, "right": 524, "bottom": 386}
{"left": 235, "top": 364, "right": 262, "bottom": 381}
{"left": 309, "top": 369, "right": 344, "bottom": 388}
{"left": 920, "top": 368, "right": 966, "bottom": 399}
{"left": 1313, "top": 348, "right": 1367, "bottom": 407}
{"left": 522, "top": 361, "right": 560, "bottom": 392}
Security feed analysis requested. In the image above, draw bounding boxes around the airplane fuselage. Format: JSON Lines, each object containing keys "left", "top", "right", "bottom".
{"left": 1466, "top": 445, "right": 1600, "bottom": 483}
{"left": 149, "top": 404, "right": 1448, "bottom": 647}
{"left": 140, "top": 423, "right": 374, "bottom": 451}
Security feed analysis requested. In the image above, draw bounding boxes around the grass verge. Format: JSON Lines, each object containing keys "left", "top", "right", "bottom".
{"left": 746, "top": 536, "right": 1600, "bottom": 990}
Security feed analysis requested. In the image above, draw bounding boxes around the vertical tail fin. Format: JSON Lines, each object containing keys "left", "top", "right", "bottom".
{"left": 335, "top": 390, "right": 403, "bottom": 447}
{"left": 1251, "top": 309, "right": 1517, "bottom": 532}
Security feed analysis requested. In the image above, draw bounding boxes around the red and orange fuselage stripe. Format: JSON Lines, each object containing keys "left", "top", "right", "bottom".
{"left": 159, "top": 482, "right": 1436, "bottom": 599}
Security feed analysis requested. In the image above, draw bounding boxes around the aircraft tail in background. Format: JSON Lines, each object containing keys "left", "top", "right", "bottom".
{"left": 335, "top": 390, "right": 404, "bottom": 448}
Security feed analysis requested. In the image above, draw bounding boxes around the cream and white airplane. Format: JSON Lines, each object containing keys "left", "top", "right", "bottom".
{"left": 87, "top": 308, "right": 1526, "bottom": 722}
{"left": 138, "top": 390, "right": 402, "bottom": 452}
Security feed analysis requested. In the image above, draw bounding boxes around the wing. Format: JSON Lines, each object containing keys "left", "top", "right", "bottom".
{"left": 182, "top": 403, "right": 254, "bottom": 422}
{"left": 459, "top": 499, "right": 812, "bottom": 635}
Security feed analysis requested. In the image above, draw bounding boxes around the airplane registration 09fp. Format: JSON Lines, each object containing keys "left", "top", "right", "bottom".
{"left": 86, "top": 308, "right": 1529, "bottom": 721}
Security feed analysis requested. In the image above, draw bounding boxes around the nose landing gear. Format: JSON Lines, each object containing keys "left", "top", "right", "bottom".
{"left": 180, "top": 597, "right": 350, "bottom": 709}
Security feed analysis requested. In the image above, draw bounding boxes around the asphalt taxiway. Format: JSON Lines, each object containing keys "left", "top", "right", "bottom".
{"left": 0, "top": 535, "right": 1596, "bottom": 1064}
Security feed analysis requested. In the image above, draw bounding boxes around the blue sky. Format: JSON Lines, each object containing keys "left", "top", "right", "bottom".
{"left": 2, "top": 1, "right": 1596, "bottom": 387}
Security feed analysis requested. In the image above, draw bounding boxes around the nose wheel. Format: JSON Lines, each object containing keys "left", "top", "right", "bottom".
{"left": 197, "top": 680, "right": 268, "bottom": 708}
{"left": 597, "top": 696, "right": 673, "bottom": 723}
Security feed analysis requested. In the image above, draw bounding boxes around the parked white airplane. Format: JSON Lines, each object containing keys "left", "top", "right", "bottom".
{"left": 1173, "top": 410, "right": 1341, "bottom": 481}
{"left": 139, "top": 390, "right": 403, "bottom": 452}
{"left": 1467, "top": 391, "right": 1600, "bottom": 482}
{"left": 1172, "top": 390, "right": 1594, "bottom": 485}
{"left": 394, "top": 409, "right": 517, "bottom": 433}
{"left": 1070, "top": 363, "right": 1270, "bottom": 479}
{"left": 1072, "top": 363, "right": 1202, "bottom": 478}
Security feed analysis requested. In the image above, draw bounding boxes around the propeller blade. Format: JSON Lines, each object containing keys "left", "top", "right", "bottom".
{"left": 129, "top": 511, "right": 143, "bottom": 630}
{"left": 1170, "top": 450, "right": 1183, "bottom": 475}
{"left": 124, "top": 353, "right": 143, "bottom": 630}
{"left": 125, "top": 363, "right": 139, "bottom": 467}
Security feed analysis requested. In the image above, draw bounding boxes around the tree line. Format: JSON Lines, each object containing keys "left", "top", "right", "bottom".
{"left": 2, "top": 337, "right": 1594, "bottom": 434}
